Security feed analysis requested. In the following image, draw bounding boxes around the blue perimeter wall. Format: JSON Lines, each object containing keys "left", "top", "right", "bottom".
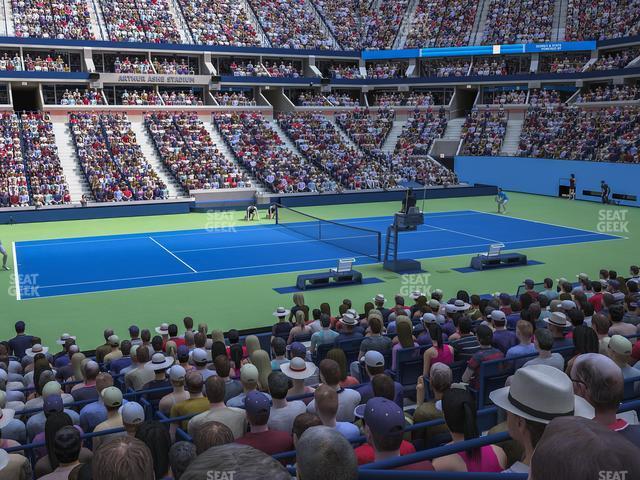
{"left": 455, "top": 156, "right": 640, "bottom": 207}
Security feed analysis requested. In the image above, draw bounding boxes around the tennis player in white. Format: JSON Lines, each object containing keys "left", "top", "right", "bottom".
{"left": 0, "top": 240, "right": 8, "bottom": 270}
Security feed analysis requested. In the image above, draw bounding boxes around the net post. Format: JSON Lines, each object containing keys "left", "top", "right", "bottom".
{"left": 275, "top": 203, "right": 281, "bottom": 225}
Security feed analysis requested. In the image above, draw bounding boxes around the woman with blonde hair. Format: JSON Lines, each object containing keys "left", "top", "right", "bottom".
{"left": 392, "top": 320, "right": 418, "bottom": 371}
{"left": 249, "top": 349, "right": 272, "bottom": 392}
{"left": 288, "top": 310, "right": 312, "bottom": 344}
{"left": 245, "top": 335, "right": 261, "bottom": 358}
{"left": 210, "top": 330, "right": 225, "bottom": 345}
{"left": 165, "top": 341, "right": 178, "bottom": 364}
{"left": 70, "top": 352, "right": 86, "bottom": 383}
{"left": 289, "top": 292, "right": 309, "bottom": 322}
{"left": 326, "top": 348, "right": 359, "bottom": 387}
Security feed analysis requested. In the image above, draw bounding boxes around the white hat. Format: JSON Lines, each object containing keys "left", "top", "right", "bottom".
{"left": 280, "top": 357, "right": 317, "bottom": 380}
{"left": 453, "top": 300, "right": 471, "bottom": 311}
{"left": 560, "top": 300, "right": 577, "bottom": 311}
{"left": 444, "top": 304, "right": 457, "bottom": 314}
{"left": 146, "top": 353, "right": 174, "bottom": 371}
{"left": 410, "top": 291, "right": 424, "bottom": 300}
{"left": 272, "top": 307, "right": 290, "bottom": 317}
{"left": 121, "top": 401, "right": 145, "bottom": 425}
{"left": 340, "top": 312, "right": 358, "bottom": 326}
{"left": 490, "top": 310, "right": 507, "bottom": 323}
{"left": 576, "top": 273, "right": 589, "bottom": 281}
{"left": 421, "top": 313, "right": 436, "bottom": 323}
{"left": 0, "top": 408, "right": 14, "bottom": 430}
{"left": 25, "top": 344, "right": 48, "bottom": 357}
{"left": 191, "top": 348, "right": 208, "bottom": 364}
{"left": 489, "top": 365, "right": 594, "bottom": 424}
{"left": 169, "top": 365, "right": 186, "bottom": 381}
{"left": 155, "top": 323, "right": 169, "bottom": 335}
{"left": 56, "top": 333, "right": 76, "bottom": 345}
{"left": 545, "top": 311, "right": 571, "bottom": 328}
{"left": 373, "top": 294, "right": 386, "bottom": 304}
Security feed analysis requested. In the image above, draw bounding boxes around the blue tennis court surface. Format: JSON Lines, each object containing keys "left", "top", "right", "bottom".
{"left": 14, "top": 210, "right": 622, "bottom": 300}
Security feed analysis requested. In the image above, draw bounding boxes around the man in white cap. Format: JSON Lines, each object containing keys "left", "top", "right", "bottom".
{"left": 607, "top": 335, "right": 640, "bottom": 395}
{"left": 490, "top": 364, "right": 594, "bottom": 474}
{"left": 355, "top": 351, "right": 403, "bottom": 407}
{"left": 271, "top": 307, "right": 292, "bottom": 342}
{"left": 191, "top": 348, "right": 215, "bottom": 383}
{"left": 159, "top": 365, "right": 189, "bottom": 416}
{"left": 122, "top": 401, "right": 145, "bottom": 436}
{"left": 372, "top": 294, "right": 389, "bottom": 321}
{"left": 92, "top": 386, "right": 126, "bottom": 450}
{"left": 103, "top": 335, "right": 123, "bottom": 364}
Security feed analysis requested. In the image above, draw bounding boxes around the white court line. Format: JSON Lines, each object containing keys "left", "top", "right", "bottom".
{"left": 148, "top": 237, "right": 197, "bottom": 273}
{"left": 19, "top": 233, "right": 623, "bottom": 300}
{"left": 469, "top": 210, "right": 625, "bottom": 239}
{"left": 15, "top": 211, "right": 482, "bottom": 248}
{"left": 426, "top": 224, "right": 502, "bottom": 244}
{"left": 12, "top": 242, "right": 20, "bottom": 301}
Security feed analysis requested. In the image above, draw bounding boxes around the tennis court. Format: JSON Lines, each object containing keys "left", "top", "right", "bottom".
{"left": 13, "top": 208, "right": 622, "bottom": 300}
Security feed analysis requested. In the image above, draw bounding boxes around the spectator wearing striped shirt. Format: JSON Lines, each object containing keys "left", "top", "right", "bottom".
{"left": 448, "top": 317, "right": 481, "bottom": 362}
{"left": 462, "top": 325, "right": 504, "bottom": 389}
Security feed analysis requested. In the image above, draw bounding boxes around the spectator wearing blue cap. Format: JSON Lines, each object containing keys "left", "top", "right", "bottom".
{"left": 235, "top": 391, "right": 293, "bottom": 455}
{"left": 357, "top": 397, "right": 433, "bottom": 470}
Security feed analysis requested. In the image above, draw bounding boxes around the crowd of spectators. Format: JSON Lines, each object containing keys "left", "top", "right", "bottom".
{"left": 366, "top": 62, "right": 405, "bottom": 79}
{"left": 263, "top": 60, "right": 303, "bottom": 78}
{"left": 159, "top": 90, "right": 203, "bottom": 106}
{"left": 471, "top": 56, "right": 530, "bottom": 76}
{"left": 146, "top": 112, "right": 249, "bottom": 191}
{"left": 370, "top": 92, "right": 413, "bottom": 107}
{"left": 213, "top": 91, "right": 256, "bottom": 107}
{"left": 565, "top": 0, "right": 640, "bottom": 41}
{"left": 23, "top": 54, "right": 69, "bottom": 72}
{"left": 111, "top": 57, "right": 153, "bottom": 74}
{"left": 248, "top": 0, "right": 333, "bottom": 49}
{"left": 326, "top": 63, "right": 364, "bottom": 79}
{"left": 517, "top": 105, "right": 640, "bottom": 163}
{"left": 177, "top": 0, "right": 261, "bottom": 47}
{"left": 119, "top": 89, "right": 162, "bottom": 106}
{"left": 4, "top": 266, "right": 639, "bottom": 477}
{"left": 482, "top": 0, "right": 553, "bottom": 44}
{"left": 153, "top": 58, "right": 195, "bottom": 75}
{"left": 538, "top": 53, "right": 590, "bottom": 73}
{"left": 20, "top": 112, "right": 71, "bottom": 206}
{"left": 336, "top": 108, "right": 395, "bottom": 155}
{"left": 294, "top": 92, "right": 330, "bottom": 106}
{"left": 69, "top": 112, "right": 168, "bottom": 201}
{"left": 589, "top": 47, "right": 640, "bottom": 71}
{"left": 485, "top": 90, "right": 527, "bottom": 105}
{"left": 576, "top": 84, "right": 640, "bottom": 103}
{"left": 312, "top": 0, "right": 364, "bottom": 50}
{"left": 422, "top": 58, "right": 471, "bottom": 77}
{"left": 58, "top": 88, "right": 105, "bottom": 106}
{"left": 278, "top": 111, "right": 394, "bottom": 190}
{"left": 0, "top": 114, "right": 29, "bottom": 207}
{"left": 0, "top": 52, "right": 23, "bottom": 71}
{"left": 214, "top": 111, "right": 326, "bottom": 193}
{"left": 12, "top": 0, "right": 95, "bottom": 39}
{"left": 528, "top": 88, "right": 563, "bottom": 106}
{"left": 224, "top": 60, "right": 269, "bottom": 77}
{"left": 99, "top": 0, "right": 182, "bottom": 43}
{"left": 405, "top": 0, "right": 479, "bottom": 48}
{"left": 460, "top": 108, "right": 507, "bottom": 156}
{"left": 326, "top": 92, "right": 360, "bottom": 107}
{"left": 361, "top": 0, "right": 408, "bottom": 50}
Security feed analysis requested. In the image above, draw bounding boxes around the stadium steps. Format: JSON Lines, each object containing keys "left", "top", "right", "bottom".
{"left": 166, "top": 0, "right": 194, "bottom": 44}
{"left": 269, "top": 120, "right": 305, "bottom": 158}
{"left": 471, "top": 0, "right": 490, "bottom": 46}
{"left": 499, "top": 118, "right": 524, "bottom": 156}
{"left": 442, "top": 117, "right": 466, "bottom": 141}
{"left": 392, "top": 0, "right": 419, "bottom": 50}
{"left": 87, "top": 0, "right": 108, "bottom": 40}
{"left": 329, "top": 117, "right": 366, "bottom": 154}
{"left": 202, "top": 118, "right": 268, "bottom": 193}
{"left": 381, "top": 120, "right": 405, "bottom": 154}
{"left": 242, "top": 0, "right": 272, "bottom": 47}
{"left": 0, "top": 0, "right": 14, "bottom": 36}
{"left": 129, "top": 120, "right": 186, "bottom": 198}
{"left": 51, "top": 120, "right": 94, "bottom": 203}
{"left": 306, "top": 0, "right": 341, "bottom": 50}
{"left": 554, "top": 0, "right": 568, "bottom": 41}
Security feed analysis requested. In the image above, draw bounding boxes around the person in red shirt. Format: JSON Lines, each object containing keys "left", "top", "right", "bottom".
{"left": 588, "top": 281, "right": 605, "bottom": 312}
{"left": 167, "top": 324, "right": 186, "bottom": 349}
{"left": 355, "top": 397, "right": 433, "bottom": 470}
{"left": 235, "top": 391, "right": 293, "bottom": 456}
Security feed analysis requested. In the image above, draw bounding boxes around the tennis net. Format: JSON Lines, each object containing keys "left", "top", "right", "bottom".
{"left": 275, "top": 204, "right": 382, "bottom": 261}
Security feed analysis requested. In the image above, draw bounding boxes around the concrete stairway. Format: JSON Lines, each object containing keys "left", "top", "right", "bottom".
{"left": 471, "top": 0, "right": 490, "bottom": 45}
{"left": 202, "top": 119, "right": 267, "bottom": 193}
{"left": 442, "top": 117, "right": 467, "bottom": 141}
{"left": 129, "top": 120, "right": 186, "bottom": 198}
{"left": 553, "top": 0, "right": 568, "bottom": 41}
{"left": 392, "top": 0, "right": 419, "bottom": 50}
{"left": 381, "top": 120, "right": 405, "bottom": 153}
{"left": 269, "top": 120, "right": 304, "bottom": 157}
{"left": 87, "top": 0, "right": 108, "bottom": 40}
{"left": 167, "top": 0, "right": 194, "bottom": 44}
{"left": 51, "top": 119, "right": 93, "bottom": 203}
{"left": 499, "top": 118, "right": 524, "bottom": 155}
{"left": 0, "top": 0, "right": 14, "bottom": 36}
{"left": 329, "top": 117, "right": 365, "bottom": 153}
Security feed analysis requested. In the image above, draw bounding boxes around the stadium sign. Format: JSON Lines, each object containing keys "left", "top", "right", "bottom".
{"left": 99, "top": 73, "right": 212, "bottom": 85}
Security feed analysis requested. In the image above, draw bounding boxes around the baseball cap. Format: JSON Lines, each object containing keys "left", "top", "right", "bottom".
{"left": 490, "top": 310, "right": 506, "bottom": 323}
{"left": 169, "top": 365, "right": 186, "bottom": 382}
{"left": 121, "top": 401, "right": 145, "bottom": 425}
{"left": 42, "top": 381, "right": 62, "bottom": 398}
{"left": 576, "top": 273, "right": 589, "bottom": 281}
{"left": 428, "top": 299, "right": 440, "bottom": 310}
{"left": 240, "top": 364, "right": 259, "bottom": 384}
{"left": 108, "top": 335, "right": 119, "bottom": 347}
{"left": 102, "top": 386, "right": 123, "bottom": 408}
{"left": 192, "top": 348, "right": 207, "bottom": 364}
{"left": 362, "top": 350, "right": 384, "bottom": 368}
{"left": 421, "top": 313, "right": 436, "bottom": 323}
{"left": 43, "top": 394, "right": 63, "bottom": 414}
{"left": 524, "top": 279, "right": 535, "bottom": 287}
{"left": 444, "top": 304, "right": 457, "bottom": 314}
{"left": 245, "top": 391, "right": 271, "bottom": 416}
{"left": 608, "top": 335, "right": 632, "bottom": 356}
{"left": 288, "top": 342, "right": 307, "bottom": 358}
{"left": 560, "top": 300, "right": 577, "bottom": 311}
{"left": 362, "top": 397, "right": 405, "bottom": 436}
